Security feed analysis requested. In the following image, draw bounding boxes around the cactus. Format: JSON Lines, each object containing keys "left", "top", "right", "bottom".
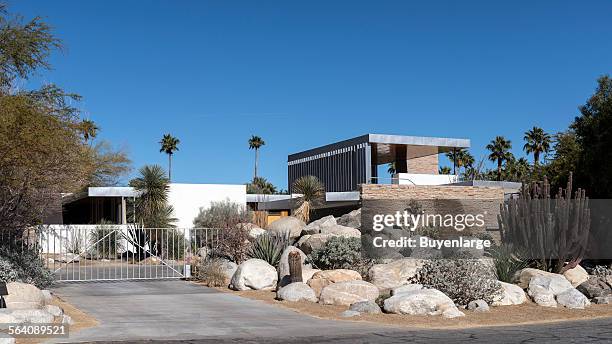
{"left": 288, "top": 251, "right": 303, "bottom": 283}
{"left": 498, "top": 172, "right": 590, "bottom": 273}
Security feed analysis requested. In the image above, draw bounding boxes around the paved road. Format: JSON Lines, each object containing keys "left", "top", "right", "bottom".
{"left": 50, "top": 280, "right": 612, "bottom": 344}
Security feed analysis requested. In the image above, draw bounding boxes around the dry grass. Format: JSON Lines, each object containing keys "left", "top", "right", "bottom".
{"left": 219, "top": 288, "right": 612, "bottom": 330}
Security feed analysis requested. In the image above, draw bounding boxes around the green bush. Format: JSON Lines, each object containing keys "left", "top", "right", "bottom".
{"left": 0, "top": 245, "right": 54, "bottom": 289}
{"left": 309, "top": 237, "right": 373, "bottom": 276}
{"left": 247, "top": 232, "right": 290, "bottom": 267}
{"left": 195, "top": 258, "right": 228, "bottom": 287}
{"left": 413, "top": 258, "right": 502, "bottom": 305}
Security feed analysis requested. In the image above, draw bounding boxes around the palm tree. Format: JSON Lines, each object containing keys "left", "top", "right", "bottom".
{"left": 159, "top": 134, "right": 180, "bottom": 181}
{"left": 129, "top": 165, "right": 176, "bottom": 257}
{"left": 461, "top": 151, "right": 475, "bottom": 170}
{"left": 292, "top": 175, "right": 325, "bottom": 223}
{"left": 486, "top": 136, "right": 513, "bottom": 181}
{"left": 80, "top": 119, "right": 99, "bottom": 143}
{"left": 387, "top": 162, "right": 396, "bottom": 176}
{"left": 523, "top": 126, "right": 551, "bottom": 166}
{"left": 446, "top": 149, "right": 472, "bottom": 174}
{"left": 248, "top": 135, "right": 265, "bottom": 179}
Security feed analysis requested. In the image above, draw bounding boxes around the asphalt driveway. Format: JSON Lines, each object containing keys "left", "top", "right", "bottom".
{"left": 50, "top": 280, "right": 612, "bottom": 344}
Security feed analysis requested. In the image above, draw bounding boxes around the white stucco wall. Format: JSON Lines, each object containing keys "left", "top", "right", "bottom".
{"left": 168, "top": 183, "right": 247, "bottom": 228}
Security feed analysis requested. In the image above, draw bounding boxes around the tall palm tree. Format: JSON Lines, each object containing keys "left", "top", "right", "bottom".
{"left": 446, "top": 149, "right": 472, "bottom": 174}
{"left": 159, "top": 134, "right": 180, "bottom": 181}
{"left": 80, "top": 119, "right": 99, "bottom": 143}
{"left": 248, "top": 135, "right": 265, "bottom": 179}
{"left": 486, "top": 136, "right": 513, "bottom": 181}
{"left": 387, "top": 162, "right": 396, "bottom": 176}
{"left": 292, "top": 175, "right": 325, "bottom": 223}
{"left": 439, "top": 166, "right": 452, "bottom": 175}
{"left": 461, "top": 151, "right": 475, "bottom": 170}
{"left": 523, "top": 126, "right": 551, "bottom": 166}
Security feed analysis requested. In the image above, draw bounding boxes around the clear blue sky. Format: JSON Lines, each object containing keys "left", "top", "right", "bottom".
{"left": 12, "top": 0, "right": 612, "bottom": 189}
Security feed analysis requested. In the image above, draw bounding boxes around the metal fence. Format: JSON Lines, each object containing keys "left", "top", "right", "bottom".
{"left": 1, "top": 225, "right": 221, "bottom": 282}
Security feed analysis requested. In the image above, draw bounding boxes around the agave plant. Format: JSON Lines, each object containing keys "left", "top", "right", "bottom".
{"left": 247, "top": 232, "right": 291, "bottom": 267}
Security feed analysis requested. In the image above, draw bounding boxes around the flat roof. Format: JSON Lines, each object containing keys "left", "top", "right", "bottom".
{"left": 288, "top": 133, "right": 470, "bottom": 162}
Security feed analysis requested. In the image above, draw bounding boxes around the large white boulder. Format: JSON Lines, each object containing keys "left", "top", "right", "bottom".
{"left": 368, "top": 259, "right": 423, "bottom": 290}
{"left": 391, "top": 284, "right": 423, "bottom": 296}
{"left": 303, "top": 216, "right": 337, "bottom": 235}
{"left": 556, "top": 288, "right": 590, "bottom": 309}
{"left": 319, "top": 280, "right": 379, "bottom": 306}
{"left": 276, "top": 282, "right": 318, "bottom": 302}
{"left": 5, "top": 282, "right": 45, "bottom": 310}
{"left": 307, "top": 269, "right": 362, "bottom": 297}
{"left": 320, "top": 225, "right": 361, "bottom": 237}
{"left": 383, "top": 289, "right": 464, "bottom": 318}
{"left": 529, "top": 285, "right": 557, "bottom": 307}
{"left": 516, "top": 268, "right": 566, "bottom": 289}
{"left": 230, "top": 259, "right": 278, "bottom": 291}
{"left": 529, "top": 274, "right": 574, "bottom": 296}
{"left": 248, "top": 227, "right": 266, "bottom": 240}
{"left": 267, "top": 217, "right": 306, "bottom": 239}
{"left": 492, "top": 281, "right": 527, "bottom": 306}
{"left": 563, "top": 265, "right": 589, "bottom": 287}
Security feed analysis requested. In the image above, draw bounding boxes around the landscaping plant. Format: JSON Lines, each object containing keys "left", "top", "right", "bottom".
{"left": 196, "top": 258, "right": 228, "bottom": 287}
{"left": 488, "top": 244, "right": 529, "bottom": 283}
{"left": 247, "top": 231, "right": 290, "bottom": 267}
{"left": 309, "top": 236, "right": 373, "bottom": 277}
{"left": 0, "top": 245, "right": 54, "bottom": 289}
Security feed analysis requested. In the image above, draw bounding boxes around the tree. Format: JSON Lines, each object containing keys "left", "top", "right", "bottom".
{"left": 486, "top": 136, "right": 513, "bottom": 181}
{"left": 523, "top": 126, "right": 551, "bottom": 166}
{"left": 571, "top": 75, "right": 612, "bottom": 198}
{"left": 248, "top": 135, "right": 265, "bottom": 179}
{"left": 446, "top": 149, "right": 472, "bottom": 175}
{"left": 387, "top": 162, "right": 396, "bottom": 176}
{"left": 129, "top": 165, "right": 176, "bottom": 229}
{"left": 439, "top": 166, "right": 451, "bottom": 175}
{"left": 292, "top": 175, "right": 325, "bottom": 223}
{"left": 159, "top": 134, "right": 179, "bottom": 181}
{"left": 246, "top": 176, "right": 277, "bottom": 194}
{"left": 80, "top": 119, "right": 99, "bottom": 143}
{"left": 89, "top": 140, "right": 132, "bottom": 186}
{"left": 544, "top": 131, "right": 581, "bottom": 190}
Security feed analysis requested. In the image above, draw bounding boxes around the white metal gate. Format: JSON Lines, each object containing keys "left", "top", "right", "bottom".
{"left": 35, "top": 225, "right": 220, "bottom": 282}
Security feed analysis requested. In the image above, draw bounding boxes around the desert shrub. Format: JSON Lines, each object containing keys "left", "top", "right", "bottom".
{"left": 196, "top": 258, "right": 228, "bottom": 287}
{"left": 193, "top": 200, "right": 251, "bottom": 229}
{"left": 247, "top": 232, "right": 290, "bottom": 267}
{"left": 489, "top": 244, "right": 529, "bottom": 283}
{"left": 0, "top": 245, "right": 54, "bottom": 289}
{"left": 309, "top": 237, "right": 373, "bottom": 276}
{"left": 90, "top": 223, "right": 124, "bottom": 259}
{"left": 413, "top": 258, "right": 502, "bottom": 305}
{"left": 217, "top": 225, "right": 251, "bottom": 264}
{"left": 591, "top": 265, "right": 612, "bottom": 277}
{"left": 0, "top": 257, "right": 18, "bottom": 283}
{"left": 64, "top": 227, "right": 87, "bottom": 255}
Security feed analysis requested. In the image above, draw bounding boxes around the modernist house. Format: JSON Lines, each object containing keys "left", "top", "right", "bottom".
{"left": 251, "top": 133, "right": 520, "bottom": 226}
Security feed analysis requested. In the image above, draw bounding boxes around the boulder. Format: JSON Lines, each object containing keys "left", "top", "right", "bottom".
{"left": 391, "top": 284, "right": 423, "bottom": 296}
{"left": 297, "top": 234, "right": 333, "bottom": 254}
{"left": 577, "top": 277, "right": 612, "bottom": 299}
{"left": 528, "top": 285, "right": 557, "bottom": 307}
{"left": 383, "top": 289, "right": 464, "bottom": 317}
{"left": 527, "top": 274, "right": 573, "bottom": 296}
{"left": 605, "top": 275, "right": 612, "bottom": 288}
{"left": 45, "top": 305, "right": 63, "bottom": 317}
{"left": 56, "top": 253, "right": 80, "bottom": 263}
{"left": 62, "top": 314, "right": 74, "bottom": 325}
{"left": 41, "top": 290, "right": 53, "bottom": 304}
{"left": 594, "top": 296, "right": 612, "bottom": 304}
{"left": 319, "top": 280, "right": 379, "bottom": 306}
{"left": 320, "top": 225, "right": 361, "bottom": 238}
{"left": 467, "top": 300, "right": 490, "bottom": 312}
{"left": 516, "top": 268, "right": 565, "bottom": 289}
{"left": 230, "top": 259, "right": 278, "bottom": 291}
{"left": 563, "top": 265, "right": 589, "bottom": 287}
{"left": 267, "top": 217, "right": 306, "bottom": 239}
{"left": 277, "top": 246, "right": 308, "bottom": 287}
{"left": 349, "top": 300, "right": 381, "bottom": 314}
{"left": 5, "top": 282, "right": 45, "bottom": 310}
{"left": 11, "top": 309, "right": 54, "bottom": 323}
{"left": 492, "top": 282, "right": 527, "bottom": 306}
{"left": 368, "top": 259, "right": 423, "bottom": 290}
{"left": 276, "top": 282, "right": 318, "bottom": 302}
{"left": 303, "top": 216, "right": 337, "bottom": 235}
{"left": 307, "top": 269, "right": 362, "bottom": 297}
{"left": 556, "top": 288, "right": 590, "bottom": 309}
{"left": 340, "top": 310, "right": 361, "bottom": 318}
{"left": 218, "top": 259, "right": 239, "bottom": 281}
{"left": 0, "top": 336, "right": 15, "bottom": 344}
{"left": 337, "top": 209, "right": 361, "bottom": 229}
{"left": 302, "top": 267, "right": 321, "bottom": 283}
{"left": 248, "top": 227, "right": 266, "bottom": 240}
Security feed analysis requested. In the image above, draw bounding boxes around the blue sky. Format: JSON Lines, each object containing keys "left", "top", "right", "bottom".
{"left": 11, "top": 0, "right": 612, "bottom": 189}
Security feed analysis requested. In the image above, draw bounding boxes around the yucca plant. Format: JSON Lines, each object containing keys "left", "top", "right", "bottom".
{"left": 292, "top": 175, "right": 325, "bottom": 223}
{"left": 247, "top": 232, "right": 290, "bottom": 267}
